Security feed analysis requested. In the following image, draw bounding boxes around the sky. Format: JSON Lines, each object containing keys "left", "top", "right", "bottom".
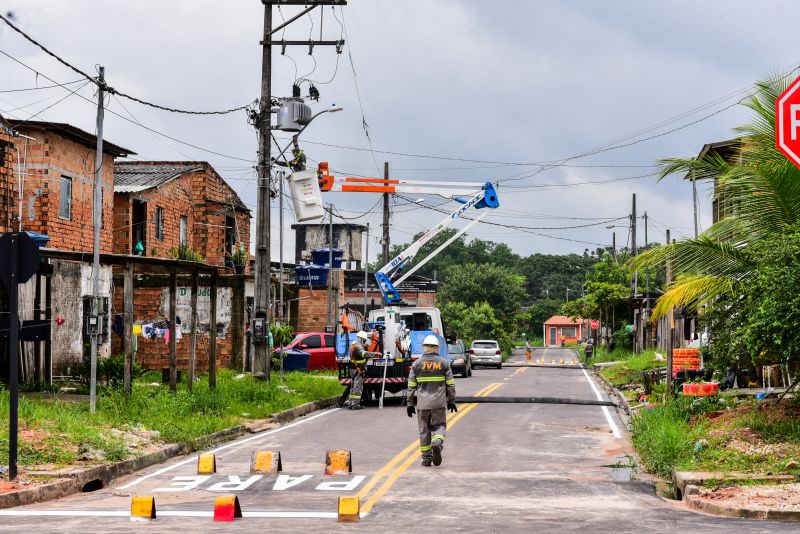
{"left": 1, "top": 0, "right": 797, "bottom": 264}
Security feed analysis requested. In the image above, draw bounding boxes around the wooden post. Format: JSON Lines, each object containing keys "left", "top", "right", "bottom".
{"left": 188, "top": 269, "right": 198, "bottom": 392}
{"left": 33, "top": 270, "right": 42, "bottom": 386}
{"left": 169, "top": 268, "right": 178, "bottom": 392}
{"left": 209, "top": 270, "right": 218, "bottom": 389}
{"left": 44, "top": 262, "right": 52, "bottom": 386}
{"left": 123, "top": 261, "right": 134, "bottom": 395}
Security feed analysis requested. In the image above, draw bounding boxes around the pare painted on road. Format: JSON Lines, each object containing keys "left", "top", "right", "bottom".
{"left": 152, "top": 474, "right": 366, "bottom": 493}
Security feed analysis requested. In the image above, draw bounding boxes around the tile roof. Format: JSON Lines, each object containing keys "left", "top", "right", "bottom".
{"left": 544, "top": 315, "right": 581, "bottom": 325}
{"left": 11, "top": 120, "right": 134, "bottom": 157}
{"left": 114, "top": 163, "right": 203, "bottom": 193}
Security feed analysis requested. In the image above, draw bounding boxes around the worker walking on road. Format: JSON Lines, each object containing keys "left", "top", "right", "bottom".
{"left": 525, "top": 340, "right": 532, "bottom": 363}
{"left": 345, "top": 331, "right": 375, "bottom": 410}
{"left": 407, "top": 335, "right": 457, "bottom": 467}
{"left": 584, "top": 339, "right": 594, "bottom": 363}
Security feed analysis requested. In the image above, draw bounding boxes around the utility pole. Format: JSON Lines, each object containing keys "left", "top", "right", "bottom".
{"left": 692, "top": 173, "right": 699, "bottom": 238}
{"left": 327, "top": 204, "right": 334, "bottom": 330}
{"left": 382, "top": 161, "right": 390, "bottom": 265}
{"left": 253, "top": 1, "right": 347, "bottom": 375}
{"left": 631, "top": 193, "right": 637, "bottom": 256}
{"left": 612, "top": 232, "right": 616, "bottom": 260}
{"left": 644, "top": 212, "right": 649, "bottom": 349}
{"left": 253, "top": 4, "right": 273, "bottom": 377}
{"left": 665, "top": 228, "right": 673, "bottom": 401}
{"left": 89, "top": 66, "right": 105, "bottom": 413}
{"left": 364, "top": 223, "right": 369, "bottom": 315}
{"left": 631, "top": 193, "right": 638, "bottom": 352}
{"left": 278, "top": 170, "right": 284, "bottom": 321}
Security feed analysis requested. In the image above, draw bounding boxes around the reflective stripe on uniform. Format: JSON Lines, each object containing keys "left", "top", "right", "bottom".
{"left": 415, "top": 376, "right": 445, "bottom": 383}
{"left": 349, "top": 394, "right": 361, "bottom": 399}
{"left": 420, "top": 445, "right": 431, "bottom": 452}
{"left": 445, "top": 379, "right": 455, "bottom": 385}
{"left": 432, "top": 434, "right": 445, "bottom": 442}
{"left": 408, "top": 381, "right": 417, "bottom": 387}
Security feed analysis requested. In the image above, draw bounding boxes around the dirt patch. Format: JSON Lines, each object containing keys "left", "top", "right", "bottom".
{"left": 699, "top": 483, "right": 800, "bottom": 511}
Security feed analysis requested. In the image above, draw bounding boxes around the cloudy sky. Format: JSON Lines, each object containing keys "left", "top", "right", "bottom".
{"left": 1, "top": 0, "right": 797, "bottom": 263}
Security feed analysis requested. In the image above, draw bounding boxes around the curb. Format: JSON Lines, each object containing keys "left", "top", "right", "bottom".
{"left": 684, "top": 489, "right": 800, "bottom": 521}
{"left": 672, "top": 470, "right": 796, "bottom": 500}
{"left": 592, "top": 365, "right": 632, "bottom": 417}
{"left": 0, "top": 394, "right": 339, "bottom": 509}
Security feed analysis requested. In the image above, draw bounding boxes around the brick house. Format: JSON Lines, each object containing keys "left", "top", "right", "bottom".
{"left": 543, "top": 315, "right": 583, "bottom": 347}
{"left": 0, "top": 114, "right": 15, "bottom": 233}
{"left": 113, "top": 162, "right": 251, "bottom": 267}
{"left": 10, "top": 120, "right": 132, "bottom": 252}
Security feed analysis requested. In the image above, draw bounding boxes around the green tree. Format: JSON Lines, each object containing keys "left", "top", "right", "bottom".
{"left": 440, "top": 301, "right": 515, "bottom": 353}
{"left": 438, "top": 263, "right": 527, "bottom": 316}
{"left": 632, "top": 75, "right": 800, "bottom": 319}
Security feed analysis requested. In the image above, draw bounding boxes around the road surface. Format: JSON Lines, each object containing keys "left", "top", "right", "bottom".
{"left": 0, "top": 347, "right": 792, "bottom": 532}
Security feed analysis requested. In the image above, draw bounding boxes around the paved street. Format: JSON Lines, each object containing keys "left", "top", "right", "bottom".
{"left": 0, "top": 347, "right": 791, "bottom": 532}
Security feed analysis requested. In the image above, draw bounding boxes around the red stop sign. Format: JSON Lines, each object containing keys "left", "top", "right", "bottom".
{"left": 590, "top": 320, "right": 599, "bottom": 330}
{"left": 776, "top": 76, "right": 800, "bottom": 168}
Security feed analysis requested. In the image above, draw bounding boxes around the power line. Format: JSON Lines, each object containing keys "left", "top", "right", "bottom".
{"left": 0, "top": 78, "right": 84, "bottom": 93}
{"left": 0, "top": 12, "right": 255, "bottom": 116}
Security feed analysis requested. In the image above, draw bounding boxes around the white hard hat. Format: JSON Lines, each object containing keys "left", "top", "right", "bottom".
{"left": 422, "top": 335, "right": 439, "bottom": 347}
{"left": 356, "top": 331, "right": 369, "bottom": 341}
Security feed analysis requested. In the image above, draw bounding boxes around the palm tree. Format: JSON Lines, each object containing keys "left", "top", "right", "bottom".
{"left": 631, "top": 73, "right": 800, "bottom": 318}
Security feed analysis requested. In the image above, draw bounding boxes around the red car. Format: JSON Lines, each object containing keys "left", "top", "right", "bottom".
{"left": 277, "top": 332, "right": 338, "bottom": 371}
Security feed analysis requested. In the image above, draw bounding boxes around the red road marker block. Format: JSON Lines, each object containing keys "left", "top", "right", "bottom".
{"left": 213, "top": 495, "right": 242, "bottom": 522}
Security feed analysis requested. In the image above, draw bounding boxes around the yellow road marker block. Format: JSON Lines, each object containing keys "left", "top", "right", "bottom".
{"left": 560, "top": 359, "right": 565, "bottom": 364}
{"left": 338, "top": 495, "right": 360, "bottom": 522}
{"left": 197, "top": 453, "right": 217, "bottom": 474}
{"left": 551, "top": 359, "right": 555, "bottom": 364}
{"left": 130, "top": 495, "right": 156, "bottom": 521}
{"left": 251, "top": 450, "right": 282, "bottom": 474}
{"left": 213, "top": 495, "right": 242, "bottom": 522}
{"left": 325, "top": 450, "right": 352, "bottom": 476}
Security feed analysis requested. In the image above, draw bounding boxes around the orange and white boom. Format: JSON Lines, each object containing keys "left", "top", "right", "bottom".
{"left": 317, "top": 162, "right": 484, "bottom": 198}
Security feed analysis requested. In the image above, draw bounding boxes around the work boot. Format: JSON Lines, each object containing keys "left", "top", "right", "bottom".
{"left": 431, "top": 443, "right": 442, "bottom": 466}
{"left": 421, "top": 459, "right": 432, "bottom": 467}
{"left": 349, "top": 404, "right": 363, "bottom": 410}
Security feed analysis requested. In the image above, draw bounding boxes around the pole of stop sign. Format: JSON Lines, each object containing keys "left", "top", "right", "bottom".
{"left": 8, "top": 234, "right": 19, "bottom": 480}
{"left": 776, "top": 75, "right": 800, "bottom": 169}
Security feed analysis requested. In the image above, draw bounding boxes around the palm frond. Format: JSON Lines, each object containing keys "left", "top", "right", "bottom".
{"left": 651, "top": 274, "right": 735, "bottom": 320}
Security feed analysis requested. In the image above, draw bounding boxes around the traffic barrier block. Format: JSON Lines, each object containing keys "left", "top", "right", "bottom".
{"left": 251, "top": 450, "right": 282, "bottom": 474}
{"left": 559, "top": 359, "right": 564, "bottom": 364}
{"left": 338, "top": 495, "right": 360, "bottom": 522}
{"left": 130, "top": 495, "right": 156, "bottom": 521}
{"left": 213, "top": 495, "right": 242, "bottom": 522}
{"left": 325, "top": 450, "right": 352, "bottom": 475}
{"left": 197, "top": 453, "right": 217, "bottom": 474}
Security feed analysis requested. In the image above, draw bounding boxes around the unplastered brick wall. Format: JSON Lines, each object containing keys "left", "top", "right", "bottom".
{"left": 112, "top": 194, "right": 131, "bottom": 255}
{"left": 296, "top": 271, "right": 344, "bottom": 332}
{"left": 14, "top": 130, "right": 115, "bottom": 253}
{"left": 0, "top": 131, "right": 15, "bottom": 233}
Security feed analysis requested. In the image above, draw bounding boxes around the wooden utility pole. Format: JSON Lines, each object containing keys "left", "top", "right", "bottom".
{"left": 123, "top": 262, "right": 133, "bottom": 395}
{"left": 89, "top": 66, "right": 105, "bottom": 413}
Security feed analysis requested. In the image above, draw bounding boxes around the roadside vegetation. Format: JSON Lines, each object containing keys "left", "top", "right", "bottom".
{"left": 0, "top": 370, "right": 340, "bottom": 468}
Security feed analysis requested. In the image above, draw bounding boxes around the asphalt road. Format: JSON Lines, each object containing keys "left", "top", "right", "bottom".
{"left": 0, "top": 347, "right": 792, "bottom": 533}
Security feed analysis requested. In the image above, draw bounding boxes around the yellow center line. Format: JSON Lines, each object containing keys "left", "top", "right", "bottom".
{"left": 360, "top": 382, "right": 504, "bottom": 514}
{"left": 356, "top": 383, "right": 496, "bottom": 501}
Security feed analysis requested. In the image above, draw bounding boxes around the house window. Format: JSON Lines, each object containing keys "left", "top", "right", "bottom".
{"left": 179, "top": 215, "right": 187, "bottom": 246}
{"left": 59, "top": 176, "right": 72, "bottom": 219}
{"left": 155, "top": 207, "right": 164, "bottom": 241}
{"left": 561, "top": 327, "right": 577, "bottom": 338}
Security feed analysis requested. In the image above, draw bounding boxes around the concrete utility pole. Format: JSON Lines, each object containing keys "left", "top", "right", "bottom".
{"left": 382, "top": 161, "right": 390, "bottom": 265}
{"left": 89, "top": 66, "right": 105, "bottom": 413}
{"left": 643, "top": 212, "right": 649, "bottom": 349}
{"left": 612, "top": 232, "right": 616, "bottom": 260}
{"left": 253, "top": 4, "right": 273, "bottom": 377}
{"left": 278, "top": 169, "right": 284, "bottom": 321}
{"left": 665, "top": 228, "right": 673, "bottom": 401}
{"left": 327, "top": 204, "right": 334, "bottom": 330}
{"left": 631, "top": 193, "right": 637, "bottom": 256}
{"left": 253, "top": 0, "right": 347, "bottom": 375}
{"left": 692, "top": 173, "right": 699, "bottom": 238}
{"left": 364, "top": 223, "right": 369, "bottom": 315}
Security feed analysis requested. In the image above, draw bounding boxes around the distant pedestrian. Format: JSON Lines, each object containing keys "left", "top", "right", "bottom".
{"left": 584, "top": 339, "right": 594, "bottom": 362}
{"left": 525, "top": 340, "right": 532, "bottom": 363}
{"left": 407, "top": 335, "right": 456, "bottom": 467}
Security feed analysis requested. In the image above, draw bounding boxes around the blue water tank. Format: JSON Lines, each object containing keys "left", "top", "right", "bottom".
{"left": 24, "top": 231, "right": 50, "bottom": 249}
{"left": 311, "top": 247, "right": 343, "bottom": 268}
{"left": 295, "top": 264, "right": 329, "bottom": 287}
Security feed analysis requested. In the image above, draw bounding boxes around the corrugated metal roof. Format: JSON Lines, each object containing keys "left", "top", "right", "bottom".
{"left": 113, "top": 163, "right": 203, "bottom": 192}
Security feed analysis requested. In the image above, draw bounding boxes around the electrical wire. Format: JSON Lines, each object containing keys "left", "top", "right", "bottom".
{"left": 0, "top": 12, "right": 255, "bottom": 116}
{"left": 0, "top": 78, "right": 84, "bottom": 93}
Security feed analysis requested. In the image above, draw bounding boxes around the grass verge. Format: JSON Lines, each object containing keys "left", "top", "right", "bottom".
{"left": 0, "top": 370, "right": 341, "bottom": 468}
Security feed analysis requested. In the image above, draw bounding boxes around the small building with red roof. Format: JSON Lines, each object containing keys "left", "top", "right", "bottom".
{"left": 543, "top": 315, "right": 583, "bottom": 347}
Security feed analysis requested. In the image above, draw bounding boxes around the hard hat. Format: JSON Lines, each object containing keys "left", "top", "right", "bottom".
{"left": 356, "top": 331, "right": 369, "bottom": 341}
{"left": 422, "top": 335, "right": 440, "bottom": 347}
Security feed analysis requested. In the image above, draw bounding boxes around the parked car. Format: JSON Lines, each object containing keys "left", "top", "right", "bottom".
{"left": 448, "top": 340, "right": 471, "bottom": 378}
{"left": 469, "top": 339, "right": 502, "bottom": 369}
{"left": 276, "top": 332, "right": 338, "bottom": 371}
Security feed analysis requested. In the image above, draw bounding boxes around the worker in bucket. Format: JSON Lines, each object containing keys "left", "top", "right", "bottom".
{"left": 345, "top": 331, "right": 374, "bottom": 410}
{"left": 407, "top": 335, "right": 457, "bottom": 466}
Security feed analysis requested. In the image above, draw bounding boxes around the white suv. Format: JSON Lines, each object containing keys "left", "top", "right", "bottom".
{"left": 469, "top": 340, "right": 502, "bottom": 369}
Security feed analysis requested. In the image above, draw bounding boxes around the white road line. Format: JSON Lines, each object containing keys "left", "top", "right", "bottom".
{"left": 0, "top": 509, "right": 370, "bottom": 519}
{"left": 580, "top": 367, "right": 622, "bottom": 438}
{"left": 119, "top": 408, "right": 340, "bottom": 489}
